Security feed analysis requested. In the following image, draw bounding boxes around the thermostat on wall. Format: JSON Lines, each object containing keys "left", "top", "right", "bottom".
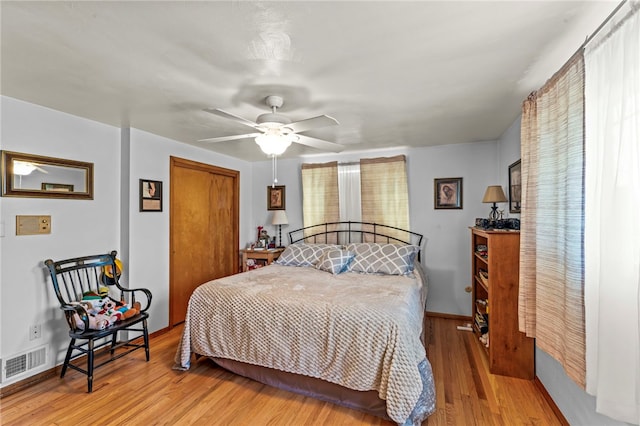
{"left": 16, "top": 215, "right": 51, "bottom": 235}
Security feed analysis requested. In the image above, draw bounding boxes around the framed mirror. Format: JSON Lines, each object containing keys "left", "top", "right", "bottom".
{"left": 1, "top": 151, "right": 94, "bottom": 199}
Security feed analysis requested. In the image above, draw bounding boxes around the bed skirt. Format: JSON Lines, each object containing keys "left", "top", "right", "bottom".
{"left": 212, "top": 357, "right": 391, "bottom": 420}
{"left": 208, "top": 355, "right": 435, "bottom": 426}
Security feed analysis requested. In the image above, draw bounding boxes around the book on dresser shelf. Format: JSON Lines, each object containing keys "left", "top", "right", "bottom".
{"left": 469, "top": 226, "right": 534, "bottom": 380}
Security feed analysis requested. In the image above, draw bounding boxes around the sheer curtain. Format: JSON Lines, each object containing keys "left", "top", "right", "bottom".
{"left": 360, "top": 155, "right": 410, "bottom": 241}
{"left": 518, "top": 51, "right": 587, "bottom": 387}
{"left": 584, "top": 5, "right": 640, "bottom": 423}
{"left": 337, "top": 163, "right": 361, "bottom": 222}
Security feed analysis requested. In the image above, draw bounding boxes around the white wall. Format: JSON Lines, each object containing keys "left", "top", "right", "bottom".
{"left": 251, "top": 142, "right": 498, "bottom": 317}
{"left": 0, "top": 96, "right": 121, "bottom": 384}
{"left": 0, "top": 96, "right": 254, "bottom": 388}
{"left": 125, "top": 128, "right": 253, "bottom": 332}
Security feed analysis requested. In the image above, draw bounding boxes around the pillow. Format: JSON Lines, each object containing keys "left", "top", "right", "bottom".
{"left": 346, "top": 243, "right": 420, "bottom": 275}
{"left": 315, "top": 249, "right": 355, "bottom": 275}
{"left": 275, "top": 244, "right": 341, "bottom": 267}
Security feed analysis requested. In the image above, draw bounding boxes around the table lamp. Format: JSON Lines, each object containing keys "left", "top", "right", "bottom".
{"left": 482, "top": 185, "right": 507, "bottom": 221}
{"left": 271, "top": 210, "right": 289, "bottom": 247}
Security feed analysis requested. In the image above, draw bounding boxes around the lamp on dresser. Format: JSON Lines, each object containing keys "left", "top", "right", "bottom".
{"left": 482, "top": 185, "right": 508, "bottom": 221}
{"left": 271, "top": 210, "right": 289, "bottom": 248}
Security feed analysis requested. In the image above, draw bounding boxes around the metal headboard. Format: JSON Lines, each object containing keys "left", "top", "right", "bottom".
{"left": 288, "top": 221, "right": 424, "bottom": 261}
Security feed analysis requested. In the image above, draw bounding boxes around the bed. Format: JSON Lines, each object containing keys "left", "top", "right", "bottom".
{"left": 175, "top": 222, "right": 436, "bottom": 425}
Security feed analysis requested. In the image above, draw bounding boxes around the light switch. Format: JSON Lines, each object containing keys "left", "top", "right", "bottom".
{"left": 16, "top": 215, "right": 51, "bottom": 235}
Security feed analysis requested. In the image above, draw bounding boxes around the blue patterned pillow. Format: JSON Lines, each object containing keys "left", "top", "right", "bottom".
{"left": 315, "top": 249, "right": 356, "bottom": 275}
{"left": 346, "top": 243, "right": 419, "bottom": 275}
{"left": 275, "top": 244, "right": 341, "bottom": 267}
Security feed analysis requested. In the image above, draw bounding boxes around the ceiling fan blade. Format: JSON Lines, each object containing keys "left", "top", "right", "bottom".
{"left": 198, "top": 133, "right": 262, "bottom": 143}
{"left": 295, "top": 134, "right": 344, "bottom": 153}
{"left": 286, "top": 115, "right": 339, "bottom": 133}
{"left": 204, "top": 108, "right": 259, "bottom": 128}
{"left": 33, "top": 165, "right": 49, "bottom": 174}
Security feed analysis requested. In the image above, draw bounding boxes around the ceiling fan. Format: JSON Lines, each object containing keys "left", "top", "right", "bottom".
{"left": 199, "top": 95, "right": 344, "bottom": 156}
{"left": 12, "top": 160, "right": 48, "bottom": 176}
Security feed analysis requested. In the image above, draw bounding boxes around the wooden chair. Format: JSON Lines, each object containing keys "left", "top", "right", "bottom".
{"left": 44, "top": 250, "right": 152, "bottom": 392}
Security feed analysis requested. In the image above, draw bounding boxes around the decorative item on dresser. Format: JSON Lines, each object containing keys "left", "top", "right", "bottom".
{"left": 470, "top": 226, "right": 534, "bottom": 379}
{"left": 482, "top": 185, "right": 508, "bottom": 221}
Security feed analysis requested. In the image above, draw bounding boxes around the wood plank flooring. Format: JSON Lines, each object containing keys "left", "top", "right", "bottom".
{"left": 0, "top": 316, "right": 563, "bottom": 425}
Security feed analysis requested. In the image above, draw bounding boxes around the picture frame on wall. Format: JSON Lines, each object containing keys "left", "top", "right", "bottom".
{"left": 434, "top": 177, "right": 463, "bottom": 209}
{"left": 508, "top": 159, "right": 521, "bottom": 213}
{"left": 267, "top": 185, "right": 285, "bottom": 210}
{"left": 140, "top": 179, "right": 162, "bottom": 212}
{"left": 41, "top": 183, "right": 74, "bottom": 192}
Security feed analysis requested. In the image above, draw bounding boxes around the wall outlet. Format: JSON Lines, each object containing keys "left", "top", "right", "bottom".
{"left": 29, "top": 324, "right": 42, "bottom": 340}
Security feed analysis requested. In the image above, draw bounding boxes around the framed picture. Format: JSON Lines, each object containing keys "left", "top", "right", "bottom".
{"left": 434, "top": 177, "right": 463, "bottom": 209}
{"left": 139, "top": 179, "right": 162, "bottom": 212}
{"left": 41, "top": 183, "right": 74, "bottom": 192}
{"left": 267, "top": 185, "right": 285, "bottom": 210}
{"left": 508, "top": 159, "right": 521, "bottom": 213}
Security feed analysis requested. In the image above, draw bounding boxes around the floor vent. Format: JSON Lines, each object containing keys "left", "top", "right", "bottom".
{"left": 1, "top": 346, "right": 47, "bottom": 383}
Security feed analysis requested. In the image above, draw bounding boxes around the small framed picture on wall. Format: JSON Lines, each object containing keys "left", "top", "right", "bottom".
{"left": 267, "top": 185, "right": 285, "bottom": 210}
{"left": 434, "top": 177, "right": 463, "bottom": 209}
{"left": 508, "top": 160, "right": 521, "bottom": 213}
{"left": 140, "top": 179, "right": 162, "bottom": 212}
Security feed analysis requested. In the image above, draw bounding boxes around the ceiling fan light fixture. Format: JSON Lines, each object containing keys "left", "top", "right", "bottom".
{"left": 255, "top": 131, "right": 293, "bottom": 156}
{"left": 12, "top": 160, "right": 37, "bottom": 176}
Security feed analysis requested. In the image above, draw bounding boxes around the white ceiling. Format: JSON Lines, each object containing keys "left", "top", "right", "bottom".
{"left": 1, "top": 1, "right": 617, "bottom": 162}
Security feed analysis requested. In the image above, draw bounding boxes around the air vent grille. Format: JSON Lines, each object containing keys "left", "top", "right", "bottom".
{"left": 28, "top": 347, "right": 46, "bottom": 370}
{"left": 1, "top": 346, "right": 47, "bottom": 383}
{"left": 4, "top": 355, "right": 27, "bottom": 379}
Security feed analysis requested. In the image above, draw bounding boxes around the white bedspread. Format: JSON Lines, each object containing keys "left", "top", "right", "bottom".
{"left": 175, "top": 264, "right": 433, "bottom": 423}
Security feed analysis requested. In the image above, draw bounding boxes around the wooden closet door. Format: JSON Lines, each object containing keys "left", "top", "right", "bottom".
{"left": 170, "top": 157, "right": 239, "bottom": 326}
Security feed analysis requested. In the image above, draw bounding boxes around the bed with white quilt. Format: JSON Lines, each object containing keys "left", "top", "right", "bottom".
{"left": 175, "top": 222, "right": 436, "bottom": 425}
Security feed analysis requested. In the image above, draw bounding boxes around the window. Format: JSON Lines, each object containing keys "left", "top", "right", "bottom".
{"left": 302, "top": 155, "right": 410, "bottom": 242}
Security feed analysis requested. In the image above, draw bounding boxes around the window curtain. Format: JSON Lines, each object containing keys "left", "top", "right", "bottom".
{"left": 518, "top": 51, "right": 587, "bottom": 387}
{"left": 301, "top": 161, "right": 340, "bottom": 242}
{"left": 337, "top": 163, "right": 362, "bottom": 222}
{"left": 360, "top": 155, "right": 410, "bottom": 242}
{"left": 584, "top": 5, "right": 640, "bottom": 423}
{"left": 518, "top": 93, "right": 539, "bottom": 336}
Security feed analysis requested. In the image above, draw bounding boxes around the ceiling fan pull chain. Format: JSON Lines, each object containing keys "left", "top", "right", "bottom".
{"left": 272, "top": 154, "right": 278, "bottom": 187}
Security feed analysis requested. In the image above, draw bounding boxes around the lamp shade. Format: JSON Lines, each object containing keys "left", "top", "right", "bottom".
{"left": 482, "top": 185, "right": 507, "bottom": 203}
{"left": 272, "top": 210, "right": 289, "bottom": 225}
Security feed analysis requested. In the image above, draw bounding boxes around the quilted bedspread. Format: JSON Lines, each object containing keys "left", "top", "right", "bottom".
{"left": 175, "top": 264, "right": 435, "bottom": 424}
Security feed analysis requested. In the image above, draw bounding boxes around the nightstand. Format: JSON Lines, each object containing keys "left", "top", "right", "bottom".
{"left": 240, "top": 248, "right": 284, "bottom": 272}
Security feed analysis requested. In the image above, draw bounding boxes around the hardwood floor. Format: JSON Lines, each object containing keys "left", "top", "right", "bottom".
{"left": 0, "top": 317, "right": 564, "bottom": 425}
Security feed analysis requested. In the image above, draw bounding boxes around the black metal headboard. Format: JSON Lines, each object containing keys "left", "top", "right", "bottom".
{"left": 288, "top": 221, "right": 424, "bottom": 260}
